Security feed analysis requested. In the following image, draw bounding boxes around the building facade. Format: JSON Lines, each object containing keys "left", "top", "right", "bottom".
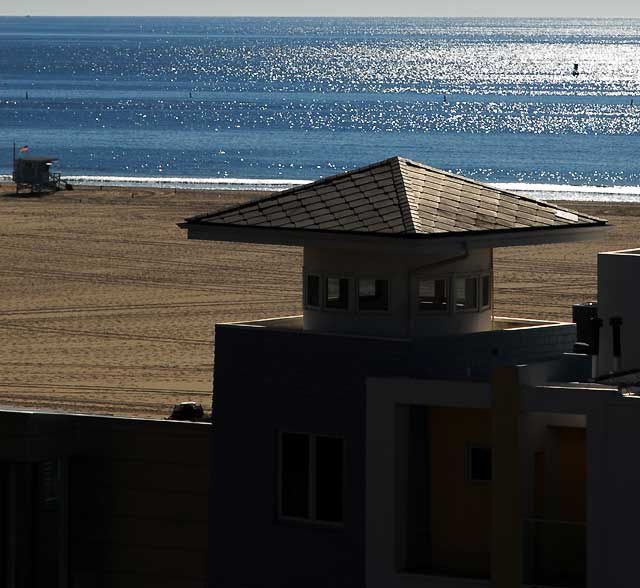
{"left": 182, "top": 157, "right": 640, "bottom": 587}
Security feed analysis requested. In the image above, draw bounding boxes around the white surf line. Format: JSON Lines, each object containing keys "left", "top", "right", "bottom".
{"left": 3, "top": 173, "right": 640, "bottom": 199}
{"left": 63, "top": 175, "right": 311, "bottom": 186}
{"left": 493, "top": 182, "right": 640, "bottom": 197}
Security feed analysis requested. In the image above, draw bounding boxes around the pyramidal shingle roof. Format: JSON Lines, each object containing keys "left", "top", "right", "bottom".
{"left": 186, "top": 157, "right": 605, "bottom": 236}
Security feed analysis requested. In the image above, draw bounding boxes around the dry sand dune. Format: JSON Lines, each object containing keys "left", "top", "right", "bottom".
{"left": 1, "top": 184, "right": 638, "bottom": 418}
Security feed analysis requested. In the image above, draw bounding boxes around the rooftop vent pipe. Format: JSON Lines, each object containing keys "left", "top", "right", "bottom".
{"left": 572, "top": 303, "right": 601, "bottom": 378}
{"left": 589, "top": 316, "right": 603, "bottom": 378}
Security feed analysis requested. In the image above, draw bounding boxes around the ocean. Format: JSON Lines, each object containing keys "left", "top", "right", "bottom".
{"left": 1, "top": 16, "right": 640, "bottom": 201}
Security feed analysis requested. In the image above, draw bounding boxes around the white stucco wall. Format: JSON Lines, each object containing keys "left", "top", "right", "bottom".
{"left": 303, "top": 247, "right": 492, "bottom": 338}
{"left": 597, "top": 249, "right": 640, "bottom": 374}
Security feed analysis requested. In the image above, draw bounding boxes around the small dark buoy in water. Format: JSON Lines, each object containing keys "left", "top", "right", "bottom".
{"left": 573, "top": 63, "right": 579, "bottom": 76}
{"left": 25, "top": 91, "right": 29, "bottom": 100}
{"left": 631, "top": 98, "right": 635, "bottom": 107}
{"left": 443, "top": 93, "right": 448, "bottom": 103}
{"left": 189, "top": 91, "right": 192, "bottom": 98}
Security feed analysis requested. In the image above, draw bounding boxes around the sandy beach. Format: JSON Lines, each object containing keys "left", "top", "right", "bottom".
{"left": 1, "top": 184, "right": 638, "bottom": 419}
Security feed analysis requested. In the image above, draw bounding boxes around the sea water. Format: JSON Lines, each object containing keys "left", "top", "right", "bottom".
{"left": 1, "top": 17, "right": 639, "bottom": 201}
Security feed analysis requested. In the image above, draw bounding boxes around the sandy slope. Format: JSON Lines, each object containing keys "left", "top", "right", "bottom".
{"left": 0, "top": 184, "right": 637, "bottom": 418}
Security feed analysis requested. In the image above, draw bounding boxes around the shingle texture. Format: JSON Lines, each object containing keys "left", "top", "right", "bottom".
{"left": 186, "top": 157, "right": 605, "bottom": 235}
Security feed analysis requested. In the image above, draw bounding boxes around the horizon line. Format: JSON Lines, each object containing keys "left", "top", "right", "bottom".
{"left": 1, "top": 14, "right": 639, "bottom": 19}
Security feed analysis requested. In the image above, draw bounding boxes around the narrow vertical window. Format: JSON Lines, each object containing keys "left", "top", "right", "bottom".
{"left": 418, "top": 278, "right": 448, "bottom": 312}
{"left": 315, "top": 436, "right": 344, "bottom": 523}
{"left": 358, "top": 278, "right": 389, "bottom": 311}
{"left": 481, "top": 275, "right": 491, "bottom": 308}
{"left": 306, "top": 274, "right": 320, "bottom": 307}
{"left": 326, "top": 277, "right": 349, "bottom": 310}
{"left": 467, "top": 446, "right": 492, "bottom": 482}
{"left": 455, "top": 277, "right": 477, "bottom": 310}
{"left": 280, "top": 433, "right": 310, "bottom": 518}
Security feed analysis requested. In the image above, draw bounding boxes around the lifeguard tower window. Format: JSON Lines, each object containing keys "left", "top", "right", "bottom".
{"left": 358, "top": 278, "right": 389, "bottom": 311}
{"left": 418, "top": 278, "right": 448, "bottom": 312}
{"left": 467, "top": 446, "right": 492, "bottom": 482}
{"left": 456, "top": 277, "right": 478, "bottom": 310}
{"left": 326, "top": 277, "right": 349, "bottom": 310}
{"left": 306, "top": 274, "right": 320, "bottom": 307}
{"left": 278, "top": 432, "right": 345, "bottom": 524}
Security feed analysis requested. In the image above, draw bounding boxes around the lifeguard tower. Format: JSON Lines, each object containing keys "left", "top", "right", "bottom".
{"left": 13, "top": 155, "right": 63, "bottom": 194}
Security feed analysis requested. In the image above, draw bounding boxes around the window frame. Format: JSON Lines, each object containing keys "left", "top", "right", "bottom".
{"left": 453, "top": 274, "right": 479, "bottom": 314}
{"left": 324, "top": 275, "right": 352, "bottom": 313}
{"left": 415, "top": 274, "right": 451, "bottom": 315}
{"left": 356, "top": 276, "right": 391, "bottom": 314}
{"left": 277, "top": 431, "right": 346, "bottom": 527}
{"left": 465, "top": 443, "right": 492, "bottom": 483}
{"left": 303, "top": 272, "right": 322, "bottom": 309}
{"left": 479, "top": 273, "right": 491, "bottom": 310}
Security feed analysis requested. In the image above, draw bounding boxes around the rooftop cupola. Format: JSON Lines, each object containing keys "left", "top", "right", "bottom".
{"left": 180, "top": 157, "right": 607, "bottom": 339}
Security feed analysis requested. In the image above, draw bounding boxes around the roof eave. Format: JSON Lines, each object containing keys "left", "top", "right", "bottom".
{"left": 17, "top": 156, "right": 59, "bottom": 163}
{"left": 178, "top": 220, "right": 608, "bottom": 252}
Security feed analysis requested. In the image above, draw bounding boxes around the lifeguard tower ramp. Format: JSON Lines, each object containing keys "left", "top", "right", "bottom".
{"left": 13, "top": 156, "right": 63, "bottom": 193}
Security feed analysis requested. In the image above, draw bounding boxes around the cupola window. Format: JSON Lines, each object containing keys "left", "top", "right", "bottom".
{"left": 358, "top": 278, "right": 389, "bottom": 311}
{"left": 481, "top": 275, "right": 491, "bottom": 308}
{"left": 455, "top": 276, "right": 478, "bottom": 311}
{"left": 305, "top": 274, "right": 320, "bottom": 307}
{"left": 418, "top": 277, "right": 448, "bottom": 312}
{"left": 325, "top": 277, "right": 350, "bottom": 310}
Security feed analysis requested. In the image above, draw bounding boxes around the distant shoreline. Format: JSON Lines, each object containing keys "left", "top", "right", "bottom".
{"left": 4, "top": 175, "right": 640, "bottom": 203}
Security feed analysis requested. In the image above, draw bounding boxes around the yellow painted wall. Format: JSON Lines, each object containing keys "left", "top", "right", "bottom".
{"left": 428, "top": 407, "right": 492, "bottom": 578}
{"left": 547, "top": 426, "right": 586, "bottom": 522}
{"left": 531, "top": 426, "right": 586, "bottom": 585}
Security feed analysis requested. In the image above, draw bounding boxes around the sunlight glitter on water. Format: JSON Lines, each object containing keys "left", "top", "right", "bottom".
{"left": 2, "top": 17, "right": 640, "bottom": 186}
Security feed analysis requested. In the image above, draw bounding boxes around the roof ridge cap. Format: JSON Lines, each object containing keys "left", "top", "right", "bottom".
{"left": 391, "top": 158, "right": 417, "bottom": 234}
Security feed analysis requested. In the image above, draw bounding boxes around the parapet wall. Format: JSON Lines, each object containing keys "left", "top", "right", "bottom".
{"left": 217, "top": 319, "right": 577, "bottom": 383}
{"left": 410, "top": 321, "right": 577, "bottom": 379}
